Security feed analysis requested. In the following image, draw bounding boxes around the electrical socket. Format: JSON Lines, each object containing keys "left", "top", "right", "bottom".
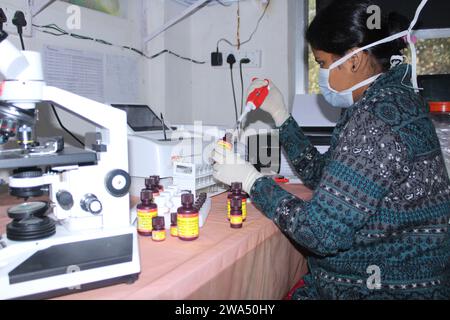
{"left": 218, "top": 50, "right": 262, "bottom": 69}
{"left": 2, "top": 3, "right": 33, "bottom": 38}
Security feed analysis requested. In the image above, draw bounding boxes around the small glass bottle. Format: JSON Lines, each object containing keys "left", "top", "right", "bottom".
{"left": 177, "top": 193, "right": 199, "bottom": 241}
{"left": 227, "top": 183, "right": 247, "bottom": 222}
{"left": 217, "top": 134, "right": 233, "bottom": 151}
{"left": 170, "top": 212, "right": 178, "bottom": 237}
{"left": 137, "top": 190, "right": 158, "bottom": 237}
{"left": 230, "top": 197, "right": 243, "bottom": 229}
{"left": 152, "top": 216, "right": 166, "bottom": 242}
{"left": 144, "top": 176, "right": 161, "bottom": 197}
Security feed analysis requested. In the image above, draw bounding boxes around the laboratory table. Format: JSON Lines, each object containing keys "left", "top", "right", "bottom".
{"left": 0, "top": 184, "right": 313, "bottom": 300}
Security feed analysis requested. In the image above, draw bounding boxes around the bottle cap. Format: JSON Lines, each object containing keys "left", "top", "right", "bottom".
{"left": 181, "top": 193, "right": 194, "bottom": 206}
{"left": 231, "top": 182, "right": 243, "bottom": 191}
{"left": 171, "top": 212, "right": 177, "bottom": 225}
{"left": 152, "top": 216, "right": 165, "bottom": 229}
{"left": 151, "top": 175, "right": 161, "bottom": 184}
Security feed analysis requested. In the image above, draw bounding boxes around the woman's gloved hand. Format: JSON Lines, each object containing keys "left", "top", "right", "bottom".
{"left": 246, "top": 79, "right": 290, "bottom": 127}
{"left": 212, "top": 143, "right": 263, "bottom": 194}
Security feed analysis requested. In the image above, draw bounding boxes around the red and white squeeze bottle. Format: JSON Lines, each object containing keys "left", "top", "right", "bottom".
{"left": 236, "top": 78, "right": 270, "bottom": 127}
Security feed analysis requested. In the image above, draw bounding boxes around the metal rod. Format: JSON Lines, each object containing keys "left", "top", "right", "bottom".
{"left": 161, "top": 113, "right": 168, "bottom": 141}
{"left": 32, "top": 0, "right": 58, "bottom": 18}
{"left": 143, "top": 0, "right": 210, "bottom": 44}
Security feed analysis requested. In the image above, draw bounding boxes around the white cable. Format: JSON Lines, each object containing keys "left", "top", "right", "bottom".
{"left": 407, "top": 0, "right": 429, "bottom": 92}
{"left": 330, "top": 0, "right": 429, "bottom": 93}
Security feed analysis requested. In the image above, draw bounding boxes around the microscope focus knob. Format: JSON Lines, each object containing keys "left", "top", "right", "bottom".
{"left": 105, "top": 169, "right": 131, "bottom": 198}
{"left": 56, "top": 190, "right": 74, "bottom": 211}
{"left": 81, "top": 194, "right": 103, "bottom": 215}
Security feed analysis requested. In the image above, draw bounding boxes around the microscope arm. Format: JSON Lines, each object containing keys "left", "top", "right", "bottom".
{"left": 42, "top": 85, "right": 129, "bottom": 171}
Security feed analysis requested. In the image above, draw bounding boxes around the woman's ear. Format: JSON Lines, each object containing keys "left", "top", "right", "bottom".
{"left": 347, "top": 48, "right": 365, "bottom": 73}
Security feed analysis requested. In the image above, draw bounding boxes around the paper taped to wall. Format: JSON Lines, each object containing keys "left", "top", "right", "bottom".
{"left": 43, "top": 45, "right": 139, "bottom": 103}
{"left": 44, "top": 46, "right": 105, "bottom": 102}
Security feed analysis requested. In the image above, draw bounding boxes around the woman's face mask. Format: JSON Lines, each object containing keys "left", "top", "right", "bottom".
{"left": 318, "top": 56, "right": 382, "bottom": 108}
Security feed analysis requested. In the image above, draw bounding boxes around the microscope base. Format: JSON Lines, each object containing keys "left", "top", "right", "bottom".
{"left": 0, "top": 225, "right": 141, "bottom": 300}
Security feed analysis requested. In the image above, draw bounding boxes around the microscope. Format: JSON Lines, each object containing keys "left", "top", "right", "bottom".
{"left": 0, "top": 31, "right": 140, "bottom": 299}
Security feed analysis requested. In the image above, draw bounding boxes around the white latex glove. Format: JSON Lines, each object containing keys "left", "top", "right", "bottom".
{"left": 212, "top": 144, "right": 263, "bottom": 194}
{"left": 246, "top": 79, "right": 290, "bottom": 127}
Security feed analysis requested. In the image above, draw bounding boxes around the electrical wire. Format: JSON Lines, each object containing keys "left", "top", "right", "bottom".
{"left": 145, "top": 49, "right": 206, "bottom": 64}
{"left": 51, "top": 104, "right": 85, "bottom": 147}
{"left": 239, "top": 61, "right": 245, "bottom": 115}
{"left": 32, "top": 23, "right": 206, "bottom": 64}
{"left": 229, "top": 67, "right": 239, "bottom": 123}
{"left": 216, "top": 0, "right": 270, "bottom": 50}
{"left": 237, "top": 0, "right": 241, "bottom": 50}
{"left": 19, "top": 34, "right": 25, "bottom": 51}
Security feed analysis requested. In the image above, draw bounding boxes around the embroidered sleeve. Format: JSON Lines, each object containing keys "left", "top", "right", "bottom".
{"left": 251, "top": 109, "right": 411, "bottom": 256}
{"left": 279, "top": 116, "right": 334, "bottom": 190}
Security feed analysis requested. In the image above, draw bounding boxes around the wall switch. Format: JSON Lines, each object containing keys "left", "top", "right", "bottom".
{"left": 216, "top": 50, "right": 262, "bottom": 69}
{"left": 242, "top": 50, "right": 262, "bottom": 68}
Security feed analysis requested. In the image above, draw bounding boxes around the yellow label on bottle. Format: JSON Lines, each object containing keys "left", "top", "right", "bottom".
{"left": 242, "top": 200, "right": 247, "bottom": 221}
{"left": 228, "top": 199, "right": 247, "bottom": 221}
{"left": 178, "top": 214, "right": 199, "bottom": 239}
{"left": 137, "top": 209, "right": 158, "bottom": 233}
{"left": 152, "top": 230, "right": 166, "bottom": 242}
{"left": 230, "top": 215, "right": 243, "bottom": 225}
{"left": 217, "top": 140, "right": 233, "bottom": 150}
{"left": 171, "top": 226, "right": 178, "bottom": 237}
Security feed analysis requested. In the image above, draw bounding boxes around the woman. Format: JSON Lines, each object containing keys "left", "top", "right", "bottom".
{"left": 213, "top": 0, "right": 450, "bottom": 299}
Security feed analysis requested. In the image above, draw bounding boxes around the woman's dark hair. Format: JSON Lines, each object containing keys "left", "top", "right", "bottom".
{"left": 306, "top": 0, "right": 409, "bottom": 71}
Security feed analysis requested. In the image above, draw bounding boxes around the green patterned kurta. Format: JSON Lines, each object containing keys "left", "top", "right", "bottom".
{"left": 250, "top": 65, "right": 450, "bottom": 300}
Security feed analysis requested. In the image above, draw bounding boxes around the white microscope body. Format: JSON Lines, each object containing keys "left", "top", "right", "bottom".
{"left": 0, "top": 32, "right": 140, "bottom": 299}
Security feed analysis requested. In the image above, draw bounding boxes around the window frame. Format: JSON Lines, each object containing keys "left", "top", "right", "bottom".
{"left": 413, "top": 28, "right": 450, "bottom": 40}
{"left": 294, "top": 0, "right": 309, "bottom": 95}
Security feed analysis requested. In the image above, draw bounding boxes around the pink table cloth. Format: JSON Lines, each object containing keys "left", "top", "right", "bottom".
{"left": 0, "top": 184, "right": 313, "bottom": 300}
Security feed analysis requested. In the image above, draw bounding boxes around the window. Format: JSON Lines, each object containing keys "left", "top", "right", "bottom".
{"left": 306, "top": 0, "right": 450, "bottom": 94}
{"left": 308, "top": 0, "right": 320, "bottom": 94}
{"left": 415, "top": 38, "right": 450, "bottom": 75}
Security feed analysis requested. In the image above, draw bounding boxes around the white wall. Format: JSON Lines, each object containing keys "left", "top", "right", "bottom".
{"left": 1, "top": 0, "right": 298, "bottom": 149}
{"left": 0, "top": 0, "right": 148, "bottom": 145}
{"left": 145, "top": 0, "right": 298, "bottom": 129}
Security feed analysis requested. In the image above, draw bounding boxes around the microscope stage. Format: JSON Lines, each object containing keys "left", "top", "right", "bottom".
{"left": 0, "top": 147, "right": 97, "bottom": 170}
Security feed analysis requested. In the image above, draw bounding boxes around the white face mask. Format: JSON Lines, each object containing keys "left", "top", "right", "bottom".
{"left": 319, "top": 67, "right": 382, "bottom": 108}
{"left": 319, "top": 0, "right": 428, "bottom": 109}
